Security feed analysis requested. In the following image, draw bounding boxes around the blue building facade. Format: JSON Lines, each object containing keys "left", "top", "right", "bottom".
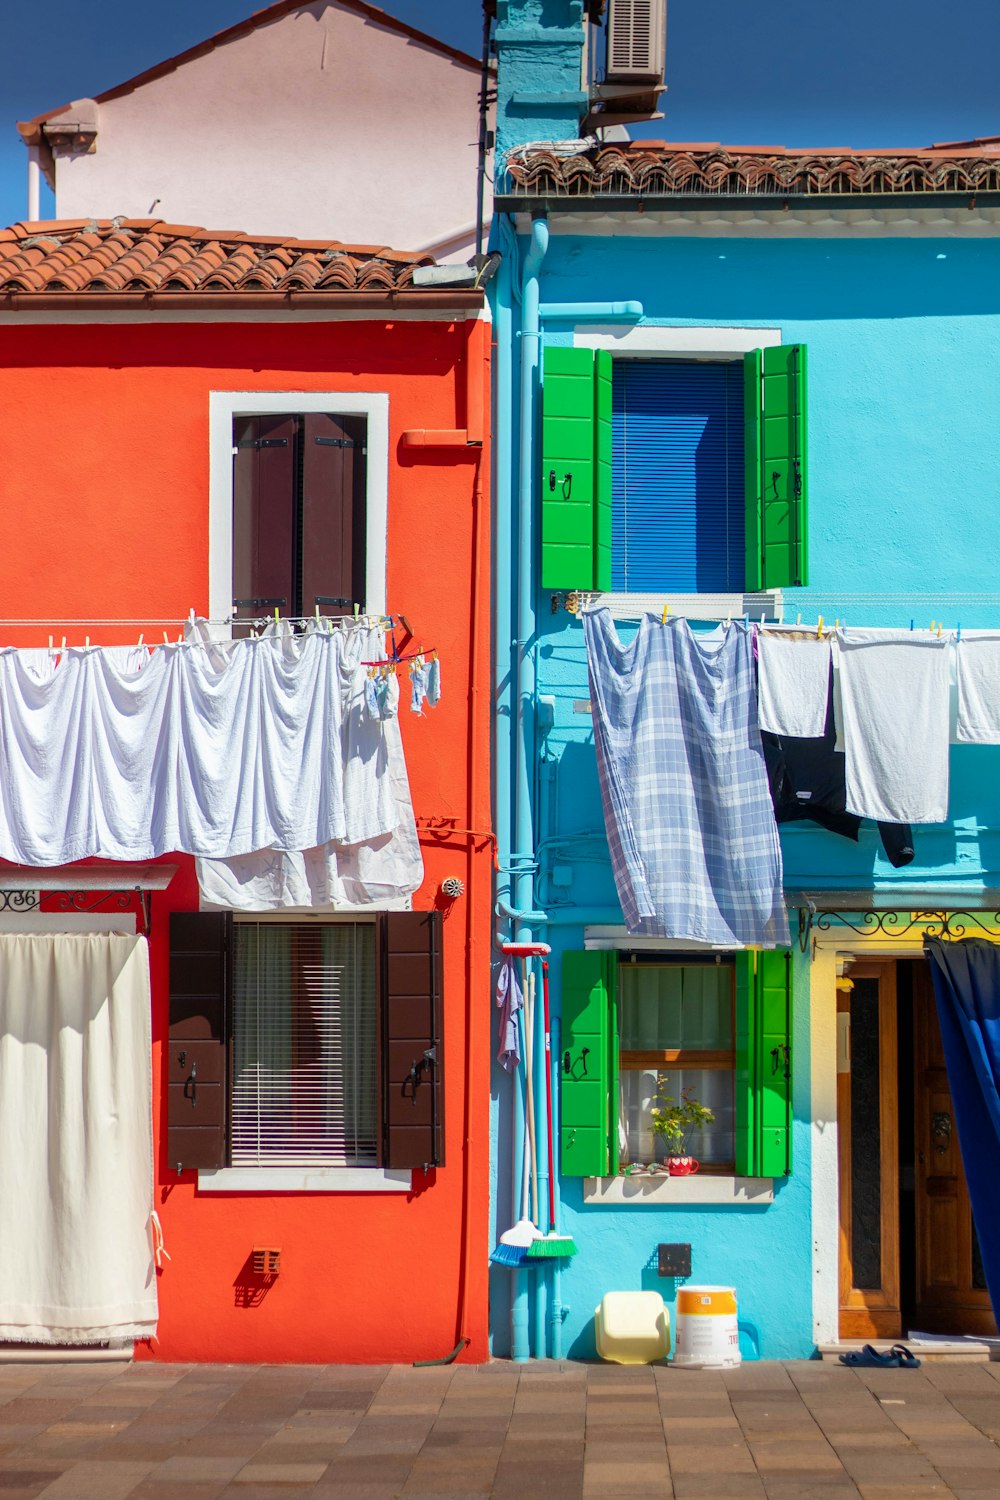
{"left": 488, "top": 0, "right": 1000, "bottom": 1361}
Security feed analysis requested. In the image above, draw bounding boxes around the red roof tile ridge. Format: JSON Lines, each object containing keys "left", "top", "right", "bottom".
{"left": 18, "top": 0, "right": 485, "bottom": 140}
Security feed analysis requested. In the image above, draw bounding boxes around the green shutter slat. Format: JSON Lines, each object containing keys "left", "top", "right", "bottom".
{"left": 541, "top": 346, "right": 597, "bottom": 590}
{"left": 606, "top": 948, "right": 620, "bottom": 1175}
{"left": 734, "top": 952, "right": 756, "bottom": 1177}
{"left": 760, "top": 345, "right": 808, "bottom": 590}
{"left": 743, "top": 350, "right": 763, "bottom": 593}
{"left": 594, "top": 349, "right": 613, "bottom": 592}
{"left": 560, "top": 949, "right": 611, "bottom": 1177}
{"left": 756, "top": 949, "right": 793, "bottom": 1177}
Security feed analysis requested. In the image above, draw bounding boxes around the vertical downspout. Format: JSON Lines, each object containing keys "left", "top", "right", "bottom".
{"left": 551, "top": 1014, "right": 564, "bottom": 1359}
{"left": 27, "top": 146, "right": 41, "bottom": 223}
{"left": 515, "top": 214, "right": 548, "bottom": 1360}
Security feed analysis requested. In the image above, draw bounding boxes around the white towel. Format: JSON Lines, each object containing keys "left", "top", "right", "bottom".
{"left": 756, "top": 631, "right": 831, "bottom": 738}
{"left": 837, "top": 628, "right": 951, "bottom": 823}
{"left": 0, "top": 934, "right": 156, "bottom": 1344}
{"left": 955, "top": 633, "right": 1000, "bottom": 743}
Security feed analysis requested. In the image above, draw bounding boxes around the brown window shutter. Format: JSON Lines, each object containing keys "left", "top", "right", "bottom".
{"left": 300, "top": 413, "right": 368, "bottom": 616}
{"left": 379, "top": 911, "right": 444, "bottom": 1170}
{"left": 168, "top": 911, "right": 232, "bottom": 1172}
{"left": 232, "top": 413, "right": 296, "bottom": 626}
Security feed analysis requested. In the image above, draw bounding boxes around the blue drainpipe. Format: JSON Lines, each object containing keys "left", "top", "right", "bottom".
{"left": 501, "top": 216, "right": 645, "bottom": 1356}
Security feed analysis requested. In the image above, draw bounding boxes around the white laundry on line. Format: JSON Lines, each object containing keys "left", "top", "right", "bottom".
{"left": 836, "top": 628, "right": 951, "bottom": 824}
{"left": 0, "top": 625, "right": 398, "bottom": 865}
{"left": 955, "top": 633, "right": 1000, "bottom": 744}
{"left": 756, "top": 630, "right": 831, "bottom": 738}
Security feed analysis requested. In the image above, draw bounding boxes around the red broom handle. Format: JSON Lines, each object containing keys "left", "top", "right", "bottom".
{"left": 542, "top": 960, "right": 556, "bottom": 1232}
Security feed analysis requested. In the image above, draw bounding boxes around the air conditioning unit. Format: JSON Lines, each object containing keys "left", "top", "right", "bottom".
{"left": 606, "top": 0, "right": 666, "bottom": 85}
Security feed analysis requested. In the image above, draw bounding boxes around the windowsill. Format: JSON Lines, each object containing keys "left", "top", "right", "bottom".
{"left": 197, "top": 1167, "right": 413, "bottom": 1194}
{"left": 577, "top": 590, "right": 784, "bottom": 623}
{"left": 583, "top": 1175, "right": 774, "bottom": 1205}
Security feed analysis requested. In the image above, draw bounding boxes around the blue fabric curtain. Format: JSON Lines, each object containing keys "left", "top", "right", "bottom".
{"left": 924, "top": 937, "right": 1000, "bottom": 1318}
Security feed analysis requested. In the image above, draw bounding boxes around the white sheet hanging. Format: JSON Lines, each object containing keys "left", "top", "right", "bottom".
{"left": 196, "top": 706, "right": 423, "bottom": 910}
{"left": 0, "top": 625, "right": 398, "bottom": 864}
{"left": 0, "top": 933, "right": 157, "bottom": 1344}
{"left": 955, "top": 633, "right": 1000, "bottom": 744}
{"left": 837, "top": 628, "right": 951, "bottom": 823}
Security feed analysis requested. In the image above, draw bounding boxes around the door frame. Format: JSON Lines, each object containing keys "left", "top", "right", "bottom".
{"left": 808, "top": 915, "right": 1000, "bottom": 1348}
{"left": 837, "top": 958, "right": 900, "bottom": 1338}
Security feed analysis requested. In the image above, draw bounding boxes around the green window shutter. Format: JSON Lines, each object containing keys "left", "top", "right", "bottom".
{"left": 734, "top": 949, "right": 794, "bottom": 1177}
{"left": 734, "top": 952, "right": 756, "bottom": 1177}
{"left": 593, "top": 349, "right": 613, "bottom": 593}
{"left": 743, "top": 345, "right": 808, "bottom": 591}
{"left": 541, "top": 346, "right": 596, "bottom": 590}
{"left": 560, "top": 950, "right": 613, "bottom": 1176}
{"left": 757, "top": 949, "right": 793, "bottom": 1178}
{"left": 743, "top": 350, "right": 763, "bottom": 593}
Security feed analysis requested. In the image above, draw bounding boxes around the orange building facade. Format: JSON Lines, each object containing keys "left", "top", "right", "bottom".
{"left": 0, "top": 222, "right": 492, "bottom": 1364}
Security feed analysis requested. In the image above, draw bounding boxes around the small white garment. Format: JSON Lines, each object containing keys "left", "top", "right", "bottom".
{"left": 196, "top": 706, "right": 423, "bottom": 910}
{"left": 0, "top": 934, "right": 157, "bottom": 1343}
{"left": 837, "top": 628, "right": 951, "bottom": 823}
{"left": 756, "top": 631, "right": 831, "bottom": 738}
{"left": 0, "top": 624, "right": 397, "bottom": 864}
{"left": 955, "top": 633, "right": 1000, "bottom": 743}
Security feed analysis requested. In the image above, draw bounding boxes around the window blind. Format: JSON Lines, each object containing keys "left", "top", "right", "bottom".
{"left": 611, "top": 359, "right": 745, "bottom": 593}
{"left": 231, "top": 921, "right": 377, "bottom": 1168}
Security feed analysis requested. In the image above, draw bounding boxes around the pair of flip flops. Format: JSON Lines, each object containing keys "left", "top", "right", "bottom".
{"left": 839, "top": 1343, "right": 921, "bottom": 1368}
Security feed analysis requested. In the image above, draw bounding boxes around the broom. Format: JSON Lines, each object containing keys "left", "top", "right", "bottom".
{"left": 527, "top": 959, "right": 577, "bottom": 1260}
{"left": 491, "top": 950, "right": 543, "bottom": 1267}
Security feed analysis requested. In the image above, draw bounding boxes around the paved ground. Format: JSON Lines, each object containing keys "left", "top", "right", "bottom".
{"left": 2, "top": 1357, "right": 1000, "bottom": 1499}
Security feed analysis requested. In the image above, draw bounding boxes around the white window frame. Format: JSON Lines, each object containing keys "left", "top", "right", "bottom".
{"left": 198, "top": 911, "right": 411, "bottom": 1194}
{"left": 208, "top": 391, "right": 389, "bottom": 627}
{"left": 571, "top": 324, "right": 784, "bottom": 621}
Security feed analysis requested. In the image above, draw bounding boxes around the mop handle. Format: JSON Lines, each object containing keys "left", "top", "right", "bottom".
{"left": 522, "top": 959, "right": 539, "bottom": 1228}
{"left": 542, "top": 960, "right": 556, "bottom": 1232}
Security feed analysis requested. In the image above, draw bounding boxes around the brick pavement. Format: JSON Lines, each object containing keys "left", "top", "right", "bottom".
{"left": 1, "top": 1357, "right": 1000, "bottom": 1499}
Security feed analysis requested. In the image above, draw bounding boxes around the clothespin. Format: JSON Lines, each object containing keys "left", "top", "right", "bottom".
{"left": 796, "top": 613, "right": 801, "bottom": 626}
{"left": 189, "top": 608, "right": 196, "bottom": 628}
{"left": 930, "top": 620, "right": 936, "bottom": 634}
{"left": 61, "top": 637, "right": 66, "bottom": 653}
{"left": 744, "top": 612, "right": 749, "bottom": 628}
{"left": 835, "top": 619, "right": 839, "bottom": 630}
{"left": 163, "top": 632, "right": 170, "bottom": 646}
{"left": 85, "top": 636, "right": 90, "bottom": 649}
{"left": 137, "top": 634, "right": 144, "bottom": 650}
{"left": 48, "top": 635, "right": 53, "bottom": 652}
{"left": 274, "top": 606, "right": 279, "bottom": 626}
{"left": 910, "top": 619, "right": 915, "bottom": 632}
{"left": 661, "top": 601, "right": 669, "bottom": 624}
{"left": 315, "top": 604, "right": 321, "bottom": 624}
{"left": 354, "top": 602, "right": 360, "bottom": 618}
{"left": 937, "top": 621, "right": 942, "bottom": 639}
{"left": 957, "top": 623, "right": 962, "bottom": 642}
{"left": 816, "top": 616, "right": 824, "bottom": 639}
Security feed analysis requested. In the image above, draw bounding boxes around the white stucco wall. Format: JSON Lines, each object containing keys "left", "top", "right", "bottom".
{"left": 52, "top": 1, "right": 485, "bottom": 259}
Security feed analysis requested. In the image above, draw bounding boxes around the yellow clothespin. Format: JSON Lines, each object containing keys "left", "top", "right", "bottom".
{"left": 930, "top": 620, "right": 936, "bottom": 634}
{"left": 354, "top": 602, "right": 360, "bottom": 618}
{"left": 937, "top": 621, "right": 943, "bottom": 638}
{"left": 661, "top": 601, "right": 669, "bottom": 625}
{"left": 85, "top": 636, "right": 90, "bottom": 649}
{"left": 163, "top": 632, "right": 170, "bottom": 646}
{"left": 60, "top": 637, "right": 66, "bottom": 653}
{"left": 137, "top": 634, "right": 144, "bottom": 650}
{"left": 816, "top": 616, "right": 824, "bottom": 639}
{"left": 274, "top": 606, "right": 280, "bottom": 626}
{"left": 835, "top": 619, "right": 839, "bottom": 630}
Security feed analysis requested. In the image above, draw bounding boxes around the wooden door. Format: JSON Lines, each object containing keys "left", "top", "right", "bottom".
{"left": 912, "top": 961, "right": 996, "bottom": 1335}
{"left": 838, "top": 960, "right": 901, "bottom": 1338}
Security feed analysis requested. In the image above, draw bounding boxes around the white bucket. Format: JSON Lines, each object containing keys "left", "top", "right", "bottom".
{"left": 673, "top": 1285, "right": 741, "bottom": 1370}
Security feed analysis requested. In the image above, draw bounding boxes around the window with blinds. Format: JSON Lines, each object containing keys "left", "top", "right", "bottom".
{"left": 611, "top": 359, "right": 745, "bottom": 593}
{"left": 231, "top": 921, "right": 377, "bottom": 1168}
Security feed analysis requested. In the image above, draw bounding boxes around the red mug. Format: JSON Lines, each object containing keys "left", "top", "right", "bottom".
{"left": 668, "top": 1157, "right": 699, "bottom": 1176}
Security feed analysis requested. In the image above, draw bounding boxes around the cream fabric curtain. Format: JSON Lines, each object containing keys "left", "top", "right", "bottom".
{"left": 0, "top": 934, "right": 157, "bottom": 1344}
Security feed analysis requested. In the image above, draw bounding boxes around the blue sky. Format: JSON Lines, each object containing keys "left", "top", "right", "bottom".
{"left": 2, "top": 0, "right": 999, "bottom": 227}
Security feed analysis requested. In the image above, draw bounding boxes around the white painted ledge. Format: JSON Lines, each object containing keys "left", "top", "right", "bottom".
{"left": 583, "top": 1175, "right": 774, "bottom": 1206}
{"left": 197, "top": 1167, "right": 412, "bottom": 1193}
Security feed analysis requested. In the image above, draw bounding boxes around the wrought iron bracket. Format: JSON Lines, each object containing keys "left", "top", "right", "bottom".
{"left": 0, "top": 886, "right": 151, "bottom": 934}
{"left": 797, "top": 903, "right": 1000, "bottom": 953}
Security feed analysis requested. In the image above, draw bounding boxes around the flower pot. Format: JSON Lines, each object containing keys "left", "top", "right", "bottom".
{"left": 666, "top": 1156, "right": 699, "bottom": 1176}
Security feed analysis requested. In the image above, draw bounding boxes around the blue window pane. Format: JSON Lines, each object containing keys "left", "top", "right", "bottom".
{"left": 611, "top": 360, "right": 745, "bottom": 592}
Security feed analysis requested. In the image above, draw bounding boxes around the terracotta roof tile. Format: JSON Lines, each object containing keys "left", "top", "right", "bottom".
{"left": 503, "top": 141, "right": 1000, "bottom": 199}
{"left": 0, "top": 220, "right": 437, "bottom": 298}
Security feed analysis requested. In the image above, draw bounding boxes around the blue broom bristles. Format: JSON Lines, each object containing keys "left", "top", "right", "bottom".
{"left": 490, "top": 1241, "right": 530, "bottom": 1268}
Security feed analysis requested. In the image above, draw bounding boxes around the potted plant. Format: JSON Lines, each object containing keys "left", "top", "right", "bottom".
{"left": 649, "top": 1084, "right": 714, "bottom": 1175}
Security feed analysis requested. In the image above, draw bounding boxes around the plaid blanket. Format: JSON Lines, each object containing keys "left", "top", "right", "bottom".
{"left": 583, "top": 609, "right": 789, "bottom": 947}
